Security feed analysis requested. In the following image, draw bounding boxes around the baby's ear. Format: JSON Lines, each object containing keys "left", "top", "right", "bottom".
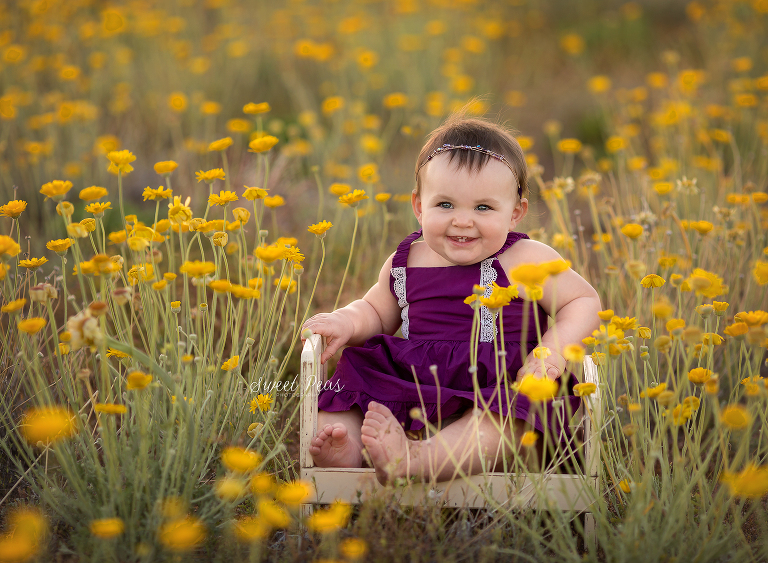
{"left": 510, "top": 197, "right": 528, "bottom": 229}
{"left": 411, "top": 191, "right": 423, "bottom": 224}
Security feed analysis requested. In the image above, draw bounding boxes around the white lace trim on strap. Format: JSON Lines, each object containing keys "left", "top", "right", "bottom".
{"left": 479, "top": 258, "right": 498, "bottom": 343}
{"left": 391, "top": 266, "right": 409, "bottom": 339}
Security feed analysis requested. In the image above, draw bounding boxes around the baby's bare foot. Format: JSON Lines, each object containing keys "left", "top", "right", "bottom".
{"left": 309, "top": 423, "right": 363, "bottom": 468}
{"left": 360, "top": 402, "right": 411, "bottom": 485}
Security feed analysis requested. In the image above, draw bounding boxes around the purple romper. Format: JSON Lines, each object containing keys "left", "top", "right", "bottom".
{"left": 317, "top": 229, "right": 580, "bottom": 438}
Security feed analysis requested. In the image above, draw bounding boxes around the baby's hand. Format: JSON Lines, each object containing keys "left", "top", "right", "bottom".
{"left": 301, "top": 312, "right": 355, "bottom": 365}
{"left": 516, "top": 351, "right": 566, "bottom": 382}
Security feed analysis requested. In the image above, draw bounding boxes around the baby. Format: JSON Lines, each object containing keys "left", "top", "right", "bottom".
{"left": 302, "top": 112, "right": 601, "bottom": 485}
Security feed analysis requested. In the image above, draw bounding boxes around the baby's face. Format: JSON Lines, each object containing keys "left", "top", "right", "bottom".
{"left": 413, "top": 153, "right": 527, "bottom": 266}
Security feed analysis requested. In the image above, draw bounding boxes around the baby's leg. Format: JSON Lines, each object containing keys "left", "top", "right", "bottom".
{"left": 309, "top": 406, "right": 365, "bottom": 468}
{"left": 361, "top": 402, "right": 531, "bottom": 484}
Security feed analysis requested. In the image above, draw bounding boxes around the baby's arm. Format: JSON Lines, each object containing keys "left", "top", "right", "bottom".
{"left": 302, "top": 252, "right": 402, "bottom": 364}
{"left": 500, "top": 240, "right": 602, "bottom": 381}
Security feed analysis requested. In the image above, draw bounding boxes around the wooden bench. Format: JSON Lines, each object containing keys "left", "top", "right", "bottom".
{"left": 298, "top": 333, "right": 602, "bottom": 545}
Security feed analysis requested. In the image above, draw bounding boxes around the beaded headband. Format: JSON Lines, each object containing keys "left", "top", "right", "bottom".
{"left": 416, "top": 144, "right": 521, "bottom": 198}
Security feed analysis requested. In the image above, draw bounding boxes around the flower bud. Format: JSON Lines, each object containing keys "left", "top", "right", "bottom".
{"left": 112, "top": 287, "right": 132, "bottom": 306}
{"left": 212, "top": 231, "right": 228, "bottom": 247}
{"left": 56, "top": 201, "right": 74, "bottom": 218}
{"left": 89, "top": 301, "right": 109, "bottom": 317}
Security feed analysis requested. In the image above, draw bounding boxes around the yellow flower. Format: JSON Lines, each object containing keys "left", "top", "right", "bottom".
{"left": 338, "top": 189, "right": 368, "bottom": 207}
{"left": 209, "top": 190, "right": 239, "bottom": 206}
{"left": 340, "top": 538, "right": 368, "bottom": 560}
{"left": 248, "top": 135, "right": 279, "bottom": 152}
{"left": 21, "top": 406, "right": 76, "bottom": 444}
{"left": 168, "top": 196, "right": 193, "bottom": 224}
{"left": 533, "top": 346, "right": 551, "bottom": 359}
{"left": 79, "top": 186, "right": 108, "bottom": 201}
{"left": 221, "top": 446, "right": 262, "bottom": 473}
{"left": 754, "top": 260, "right": 768, "bottom": 285}
{"left": 107, "top": 348, "right": 130, "bottom": 359}
{"left": 687, "top": 268, "right": 727, "bottom": 299}
{"left": 94, "top": 403, "right": 128, "bottom": 415}
{"left": 209, "top": 279, "right": 232, "bottom": 293}
{"left": 275, "top": 480, "right": 313, "bottom": 506}
{"left": 638, "top": 327, "right": 652, "bottom": 339}
{"left": 620, "top": 223, "right": 644, "bottom": 239}
{"left": 690, "top": 220, "right": 714, "bottom": 235}
{"left": 250, "top": 394, "right": 273, "bottom": 413}
{"left": 687, "top": 367, "right": 712, "bottom": 385}
{"left": 243, "top": 186, "right": 268, "bottom": 200}
{"left": 508, "top": 263, "right": 549, "bottom": 288}
{"left": 724, "top": 322, "right": 749, "bottom": 338}
{"left": 358, "top": 163, "right": 379, "bottom": 183}
{"left": 274, "top": 277, "right": 297, "bottom": 293}
{"left": 233, "top": 516, "right": 270, "bottom": 543}
{"left": 517, "top": 374, "right": 558, "bottom": 402}
{"left": 596, "top": 309, "right": 613, "bottom": 322}
{"left": 208, "top": 136, "right": 233, "bottom": 151}
{"left": 721, "top": 464, "right": 768, "bottom": 498}
{"left": 573, "top": 382, "right": 597, "bottom": 396}
{"left": 86, "top": 202, "right": 112, "bottom": 216}
{"left": 540, "top": 259, "right": 571, "bottom": 275}
{"left": 308, "top": 220, "right": 333, "bottom": 236}
{"left": 231, "top": 207, "right": 250, "bottom": 223}
{"left": 640, "top": 274, "right": 665, "bottom": 288}
{"left": 243, "top": 102, "right": 271, "bottom": 114}
{"left": 263, "top": 195, "right": 286, "bottom": 208}
{"left": 562, "top": 344, "right": 585, "bottom": 362}
{"left": 195, "top": 168, "right": 226, "bottom": 183}
{"left": 610, "top": 316, "right": 638, "bottom": 331}
{"left": 126, "top": 371, "right": 152, "bottom": 390}
{"left": 605, "top": 136, "right": 625, "bottom": 153}
{"left": 178, "top": 261, "right": 216, "bottom": 281}
{"left": 154, "top": 161, "right": 178, "bottom": 175}
{"left": 619, "top": 480, "right": 632, "bottom": 494}
{"left": 250, "top": 472, "right": 275, "bottom": 496}
{"left": 520, "top": 431, "right": 538, "bottom": 447}
{"left": 1, "top": 298, "right": 26, "bottom": 313}
{"left": 735, "top": 310, "right": 768, "bottom": 326}
{"left": 0, "top": 236, "right": 20, "bottom": 258}
{"left": 639, "top": 382, "right": 666, "bottom": 399}
{"left": 106, "top": 150, "right": 136, "bottom": 175}
{"left": 40, "top": 180, "right": 73, "bottom": 200}
{"left": 19, "top": 257, "right": 48, "bottom": 269}
{"left": 556, "top": 138, "right": 582, "bottom": 154}
{"left": 90, "top": 518, "right": 125, "bottom": 539}
{"left": 222, "top": 355, "right": 239, "bottom": 371}
{"left": 143, "top": 186, "right": 173, "bottom": 201}
{"left": 652, "top": 298, "right": 674, "bottom": 319}
{"left": 257, "top": 498, "right": 292, "bottom": 529}
{"left": 375, "top": 193, "right": 392, "bottom": 203}
{"left": 329, "top": 183, "right": 351, "bottom": 196}
{"left": 307, "top": 502, "right": 352, "bottom": 533}
{"left": 108, "top": 230, "right": 127, "bottom": 244}
{"left": 0, "top": 200, "right": 28, "bottom": 218}
{"left": 18, "top": 317, "right": 47, "bottom": 334}
{"left": 159, "top": 517, "right": 206, "bottom": 552}
{"left": 720, "top": 405, "right": 750, "bottom": 430}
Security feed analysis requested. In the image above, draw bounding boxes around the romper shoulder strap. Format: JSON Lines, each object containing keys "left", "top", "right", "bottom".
{"left": 492, "top": 231, "right": 529, "bottom": 258}
{"left": 392, "top": 229, "right": 423, "bottom": 268}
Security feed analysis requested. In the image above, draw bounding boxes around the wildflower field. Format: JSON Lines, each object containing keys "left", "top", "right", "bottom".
{"left": 1, "top": 0, "right": 768, "bottom": 561}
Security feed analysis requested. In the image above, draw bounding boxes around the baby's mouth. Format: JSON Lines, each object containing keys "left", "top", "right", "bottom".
{"left": 449, "top": 236, "right": 475, "bottom": 243}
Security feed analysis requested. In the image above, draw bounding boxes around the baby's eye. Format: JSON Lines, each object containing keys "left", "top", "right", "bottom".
{"left": 438, "top": 202, "right": 453, "bottom": 209}
{"left": 476, "top": 204, "right": 492, "bottom": 211}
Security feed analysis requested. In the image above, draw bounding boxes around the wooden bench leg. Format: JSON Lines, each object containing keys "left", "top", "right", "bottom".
{"left": 584, "top": 512, "right": 597, "bottom": 552}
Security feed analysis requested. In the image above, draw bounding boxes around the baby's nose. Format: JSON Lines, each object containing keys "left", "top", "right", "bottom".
{"left": 451, "top": 212, "right": 473, "bottom": 227}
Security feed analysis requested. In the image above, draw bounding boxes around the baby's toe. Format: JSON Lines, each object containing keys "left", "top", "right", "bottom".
{"left": 330, "top": 424, "right": 349, "bottom": 439}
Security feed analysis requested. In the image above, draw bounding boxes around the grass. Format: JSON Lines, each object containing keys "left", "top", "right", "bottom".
{"left": 1, "top": 0, "right": 768, "bottom": 561}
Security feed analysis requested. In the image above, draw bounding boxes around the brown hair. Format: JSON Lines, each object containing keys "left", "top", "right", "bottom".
{"left": 414, "top": 112, "right": 528, "bottom": 201}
